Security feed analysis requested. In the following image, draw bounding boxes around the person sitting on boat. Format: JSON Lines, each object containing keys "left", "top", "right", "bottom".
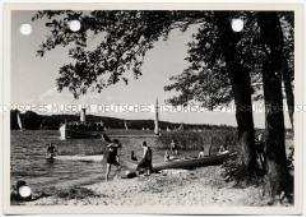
{"left": 131, "top": 150, "right": 138, "bottom": 162}
{"left": 105, "top": 139, "right": 122, "bottom": 181}
{"left": 218, "top": 144, "right": 228, "bottom": 155}
{"left": 170, "top": 140, "right": 178, "bottom": 156}
{"left": 46, "top": 143, "right": 57, "bottom": 159}
{"left": 136, "top": 141, "right": 153, "bottom": 176}
{"left": 198, "top": 146, "right": 205, "bottom": 158}
{"left": 164, "top": 150, "right": 170, "bottom": 162}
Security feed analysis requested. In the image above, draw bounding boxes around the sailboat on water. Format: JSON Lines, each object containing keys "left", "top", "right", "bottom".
{"left": 124, "top": 120, "right": 129, "bottom": 131}
{"left": 154, "top": 98, "right": 160, "bottom": 135}
{"left": 17, "top": 112, "right": 23, "bottom": 131}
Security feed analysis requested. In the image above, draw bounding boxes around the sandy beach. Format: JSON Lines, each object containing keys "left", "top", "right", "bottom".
{"left": 25, "top": 165, "right": 289, "bottom": 207}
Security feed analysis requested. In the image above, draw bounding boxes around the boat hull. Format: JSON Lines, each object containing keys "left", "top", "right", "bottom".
{"left": 122, "top": 152, "right": 234, "bottom": 178}
{"left": 155, "top": 152, "right": 232, "bottom": 170}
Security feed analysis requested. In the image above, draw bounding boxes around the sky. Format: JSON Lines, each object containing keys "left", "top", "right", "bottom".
{"left": 11, "top": 10, "right": 291, "bottom": 128}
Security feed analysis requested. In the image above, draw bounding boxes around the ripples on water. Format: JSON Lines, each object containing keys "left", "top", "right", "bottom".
{"left": 11, "top": 131, "right": 107, "bottom": 193}
{"left": 11, "top": 130, "right": 161, "bottom": 193}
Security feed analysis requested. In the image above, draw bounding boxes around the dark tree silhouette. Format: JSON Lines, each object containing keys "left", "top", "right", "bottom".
{"left": 257, "top": 12, "right": 292, "bottom": 204}
{"left": 216, "top": 14, "right": 257, "bottom": 176}
{"left": 281, "top": 13, "right": 294, "bottom": 129}
{"left": 22, "top": 111, "right": 43, "bottom": 130}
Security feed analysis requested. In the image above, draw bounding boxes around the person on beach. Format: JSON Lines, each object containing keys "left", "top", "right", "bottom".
{"left": 198, "top": 146, "right": 205, "bottom": 158}
{"left": 218, "top": 144, "right": 228, "bottom": 154}
{"left": 170, "top": 140, "right": 178, "bottom": 156}
{"left": 11, "top": 180, "right": 47, "bottom": 203}
{"left": 46, "top": 143, "right": 57, "bottom": 159}
{"left": 164, "top": 150, "right": 170, "bottom": 162}
{"left": 136, "top": 141, "right": 153, "bottom": 176}
{"left": 11, "top": 180, "right": 32, "bottom": 202}
{"left": 105, "top": 139, "right": 122, "bottom": 181}
{"left": 131, "top": 150, "right": 138, "bottom": 162}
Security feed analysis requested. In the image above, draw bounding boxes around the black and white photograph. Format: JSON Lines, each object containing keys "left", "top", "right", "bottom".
{"left": 2, "top": 2, "right": 304, "bottom": 214}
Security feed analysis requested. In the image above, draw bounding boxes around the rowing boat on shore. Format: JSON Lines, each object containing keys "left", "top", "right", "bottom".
{"left": 122, "top": 152, "right": 235, "bottom": 178}
{"left": 155, "top": 151, "right": 233, "bottom": 170}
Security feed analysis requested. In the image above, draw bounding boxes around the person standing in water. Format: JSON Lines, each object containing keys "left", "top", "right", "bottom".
{"left": 46, "top": 143, "right": 57, "bottom": 159}
{"left": 136, "top": 141, "right": 153, "bottom": 176}
{"left": 105, "top": 139, "right": 122, "bottom": 181}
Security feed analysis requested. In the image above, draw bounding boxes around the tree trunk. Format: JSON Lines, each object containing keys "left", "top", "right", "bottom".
{"left": 282, "top": 60, "right": 294, "bottom": 129}
{"left": 257, "top": 13, "right": 291, "bottom": 203}
{"left": 218, "top": 15, "right": 257, "bottom": 177}
{"left": 231, "top": 65, "right": 257, "bottom": 176}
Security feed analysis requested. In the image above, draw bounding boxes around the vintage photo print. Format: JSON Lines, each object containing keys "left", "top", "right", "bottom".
{"left": 2, "top": 2, "right": 304, "bottom": 214}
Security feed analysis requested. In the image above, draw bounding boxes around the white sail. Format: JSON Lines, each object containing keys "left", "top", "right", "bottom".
{"left": 17, "top": 112, "right": 23, "bottom": 131}
{"left": 59, "top": 124, "right": 66, "bottom": 140}
{"left": 178, "top": 123, "right": 184, "bottom": 131}
{"left": 80, "top": 108, "right": 86, "bottom": 122}
{"left": 154, "top": 98, "right": 159, "bottom": 135}
{"left": 124, "top": 121, "right": 129, "bottom": 130}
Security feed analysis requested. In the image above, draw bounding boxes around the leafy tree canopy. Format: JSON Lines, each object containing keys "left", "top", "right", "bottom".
{"left": 33, "top": 10, "right": 293, "bottom": 109}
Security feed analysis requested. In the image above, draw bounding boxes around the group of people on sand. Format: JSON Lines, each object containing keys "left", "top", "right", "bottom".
{"left": 104, "top": 137, "right": 153, "bottom": 181}
{"left": 164, "top": 139, "right": 229, "bottom": 161}
{"left": 198, "top": 145, "right": 228, "bottom": 158}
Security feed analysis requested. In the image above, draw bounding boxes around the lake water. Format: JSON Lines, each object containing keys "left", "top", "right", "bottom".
{"left": 10, "top": 130, "right": 165, "bottom": 193}
{"left": 11, "top": 131, "right": 109, "bottom": 193}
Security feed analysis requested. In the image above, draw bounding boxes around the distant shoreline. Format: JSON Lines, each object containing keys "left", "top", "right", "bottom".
{"left": 10, "top": 109, "right": 247, "bottom": 131}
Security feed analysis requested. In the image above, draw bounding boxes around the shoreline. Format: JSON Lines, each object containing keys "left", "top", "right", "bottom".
{"left": 22, "top": 166, "right": 292, "bottom": 207}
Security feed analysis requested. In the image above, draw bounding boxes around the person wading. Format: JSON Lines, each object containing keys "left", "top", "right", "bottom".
{"left": 105, "top": 139, "right": 122, "bottom": 181}
{"left": 46, "top": 143, "right": 57, "bottom": 159}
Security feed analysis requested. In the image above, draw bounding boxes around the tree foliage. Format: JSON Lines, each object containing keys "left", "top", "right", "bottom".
{"left": 32, "top": 10, "right": 293, "bottom": 108}
{"left": 33, "top": 10, "right": 206, "bottom": 98}
{"left": 165, "top": 12, "right": 294, "bottom": 109}
{"left": 164, "top": 12, "right": 264, "bottom": 109}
